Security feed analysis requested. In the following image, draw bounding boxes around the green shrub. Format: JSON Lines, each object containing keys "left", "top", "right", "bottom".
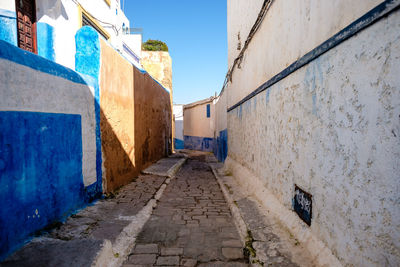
{"left": 142, "top": 39, "right": 169, "bottom": 52}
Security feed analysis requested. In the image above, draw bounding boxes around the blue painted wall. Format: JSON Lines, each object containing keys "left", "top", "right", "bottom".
{"left": 184, "top": 135, "right": 215, "bottom": 152}
{"left": 75, "top": 27, "right": 102, "bottom": 201}
{"left": 0, "top": 9, "right": 17, "bottom": 46}
{"left": 174, "top": 138, "right": 184, "bottom": 149}
{"left": 75, "top": 26, "right": 100, "bottom": 78}
{"left": 0, "top": 111, "right": 84, "bottom": 259}
{"left": 37, "top": 22, "right": 55, "bottom": 61}
{"left": 214, "top": 129, "right": 228, "bottom": 162}
{"left": 0, "top": 38, "right": 103, "bottom": 259}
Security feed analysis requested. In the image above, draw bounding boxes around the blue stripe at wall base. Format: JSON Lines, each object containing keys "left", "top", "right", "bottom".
{"left": 184, "top": 135, "right": 214, "bottom": 152}
{"left": 0, "top": 111, "right": 85, "bottom": 260}
{"left": 174, "top": 138, "right": 184, "bottom": 149}
{"left": 214, "top": 129, "right": 228, "bottom": 162}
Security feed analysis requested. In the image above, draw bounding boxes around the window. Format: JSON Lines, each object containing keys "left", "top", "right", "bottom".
{"left": 206, "top": 104, "right": 210, "bottom": 118}
{"left": 78, "top": 5, "right": 110, "bottom": 40}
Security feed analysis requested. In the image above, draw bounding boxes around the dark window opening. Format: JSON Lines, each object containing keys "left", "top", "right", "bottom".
{"left": 206, "top": 104, "right": 210, "bottom": 118}
{"left": 82, "top": 13, "right": 108, "bottom": 40}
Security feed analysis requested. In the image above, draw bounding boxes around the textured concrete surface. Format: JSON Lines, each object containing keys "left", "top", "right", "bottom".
{"left": 123, "top": 152, "right": 248, "bottom": 266}
{"left": 227, "top": 0, "right": 381, "bottom": 105}
{"left": 1, "top": 155, "right": 185, "bottom": 267}
{"left": 224, "top": 6, "right": 400, "bottom": 267}
{"left": 141, "top": 51, "right": 172, "bottom": 91}
{"left": 210, "top": 157, "right": 313, "bottom": 267}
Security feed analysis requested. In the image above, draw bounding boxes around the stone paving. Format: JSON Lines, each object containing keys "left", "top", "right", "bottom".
{"left": 123, "top": 154, "right": 248, "bottom": 266}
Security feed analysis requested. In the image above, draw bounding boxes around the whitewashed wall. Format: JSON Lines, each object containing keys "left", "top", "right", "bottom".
{"left": 225, "top": 7, "right": 400, "bottom": 266}
{"left": 227, "top": 0, "right": 382, "bottom": 106}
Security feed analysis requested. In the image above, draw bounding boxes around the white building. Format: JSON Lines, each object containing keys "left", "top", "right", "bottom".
{"left": 213, "top": 0, "right": 400, "bottom": 266}
{"left": 0, "top": 0, "right": 142, "bottom": 69}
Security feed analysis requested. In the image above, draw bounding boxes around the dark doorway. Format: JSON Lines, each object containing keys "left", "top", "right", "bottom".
{"left": 15, "top": 0, "right": 37, "bottom": 53}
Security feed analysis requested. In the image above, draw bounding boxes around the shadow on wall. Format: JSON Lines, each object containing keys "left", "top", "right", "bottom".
{"left": 98, "top": 36, "right": 172, "bottom": 193}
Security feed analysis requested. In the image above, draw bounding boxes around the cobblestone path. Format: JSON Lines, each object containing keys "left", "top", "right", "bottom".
{"left": 123, "top": 154, "right": 247, "bottom": 266}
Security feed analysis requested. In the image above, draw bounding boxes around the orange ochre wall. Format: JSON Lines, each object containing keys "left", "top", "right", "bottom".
{"left": 100, "top": 40, "right": 136, "bottom": 193}
{"left": 99, "top": 40, "right": 172, "bottom": 193}
{"left": 134, "top": 67, "right": 172, "bottom": 172}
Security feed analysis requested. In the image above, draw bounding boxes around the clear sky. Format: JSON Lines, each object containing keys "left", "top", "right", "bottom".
{"left": 123, "top": 0, "right": 227, "bottom": 105}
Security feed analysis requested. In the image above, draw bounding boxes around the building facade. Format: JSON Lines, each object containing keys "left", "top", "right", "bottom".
{"left": 212, "top": 0, "right": 400, "bottom": 266}
{"left": 183, "top": 97, "right": 216, "bottom": 152}
{"left": 0, "top": 0, "right": 142, "bottom": 69}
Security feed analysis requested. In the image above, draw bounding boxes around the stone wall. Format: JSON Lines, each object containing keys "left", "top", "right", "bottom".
{"left": 141, "top": 51, "right": 173, "bottom": 90}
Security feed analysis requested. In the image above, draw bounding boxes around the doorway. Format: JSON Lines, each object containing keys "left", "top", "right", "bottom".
{"left": 15, "top": 0, "right": 37, "bottom": 53}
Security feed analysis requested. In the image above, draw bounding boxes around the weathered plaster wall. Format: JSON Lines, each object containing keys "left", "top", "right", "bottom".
{"left": 100, "top": 39, "right": 137, "bottom": 193}
{"left": 227, "top": 0, "right": 382, "bottom": 106}
{"left": 134, "top": 67, "right": 172, "bottom": 171}
{"left": 141, "top": 51, "right": 173, "bottom": 149}
{"left": 226, "top": 10, "right": 400, "bottom": 266}
{"left": 0, "top": 40, "right": 99, "bottom": 259}
{"left": 141, "top": 51, "right": 173, "bottom": 90}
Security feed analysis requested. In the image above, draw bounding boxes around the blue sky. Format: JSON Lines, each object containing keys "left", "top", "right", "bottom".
{"left": 123, "top": 0, "right": 227, "bottom": 104}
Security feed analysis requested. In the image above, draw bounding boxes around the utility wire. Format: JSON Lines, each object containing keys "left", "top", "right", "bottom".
{"left": 220, "top": 0, "right": 274, "bottom": 95}
{"left": 71, "top": 0, "right": 122, "bottom": 35}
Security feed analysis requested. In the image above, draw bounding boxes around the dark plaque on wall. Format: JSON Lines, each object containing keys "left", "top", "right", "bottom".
{"left": 293, "top": 185, "right": 312, "bottom": 226}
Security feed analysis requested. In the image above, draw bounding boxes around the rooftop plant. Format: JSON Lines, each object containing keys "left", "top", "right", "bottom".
{"left": 142, "top": 39, "right": 169, "bottom": 52}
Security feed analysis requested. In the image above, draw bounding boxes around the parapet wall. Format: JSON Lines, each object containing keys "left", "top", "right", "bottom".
{"left": 0, "top": 40, "right": 100, "bottom": 259}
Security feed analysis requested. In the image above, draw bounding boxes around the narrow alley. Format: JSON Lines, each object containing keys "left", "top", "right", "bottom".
{"left": 1, "top": 1, "right": 399, "bottom": 266}
{"left": 1, "top": 151, "right": 311, "bottom": 266}
{"left": 123, "top": 153, "right": 246, "bottom": 266}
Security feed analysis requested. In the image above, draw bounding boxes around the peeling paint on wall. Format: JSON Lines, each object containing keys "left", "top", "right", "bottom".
{"left": 0, "top": 111, "right": 84, "bottom": 259}
{"left": 0, "top": 39, "right": 101, "bottom": 259}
